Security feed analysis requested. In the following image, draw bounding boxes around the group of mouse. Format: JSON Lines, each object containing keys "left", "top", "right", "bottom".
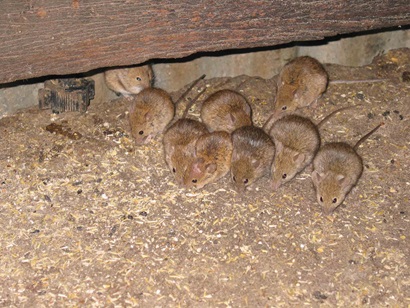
{"left": 104, "top": 56, "right": 385, "bottom": 215}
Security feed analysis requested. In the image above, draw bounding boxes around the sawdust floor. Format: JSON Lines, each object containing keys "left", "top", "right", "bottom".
{"left": 0, "top": 48, "right": 409, "bottom": 307}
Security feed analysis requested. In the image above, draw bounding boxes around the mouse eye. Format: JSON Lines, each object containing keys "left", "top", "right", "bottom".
{"left": 232, "top": 176, "right": 236, "bottom": 182}
{"left": 136, "top": 77, "right": 142, "bottom": 81}
{"left": 192, "top": 179, "right": 197, "bottom": 183}
{"left": 320, "top": 196, "right": 323, "bottom": 203}
{"left": 332, "top": 198, "right": 337, "bottom": 204}
{"left": 172, "top": 168, "right": 176, "bottom": 173}
{"left": 243, "top": 179, "right": 248, "bottom": 184}
{"left": 139, "top": 130, "right": 144, "bottom": 135}
{"left": 282, "top": 173, "right": 287, "bottom": 179}
{"left": 282, "top": 106, "right": 287, "bottom": 111}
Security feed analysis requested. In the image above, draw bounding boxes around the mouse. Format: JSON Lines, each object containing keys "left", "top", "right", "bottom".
{"left": 230, "top": 125, "right": 275, "bottom": 191}
{"left": 128, "top": 87, "right": 175, "bottom": 145}
{"left": 201, "top": 89, "right": 252, "bottom": 133}
{"left": 263, "top": 56, "right": 386, "bottom": 130}
{"left": 104, "top": 64, "right": 154, "bottom": 97}
{"left": 311, "top": 123, "right": 383, "bottom": 215}
{"left": 183, "top": 131, "right": 233, "bottom": 189}
{"left": 268, "top": 106, "right": 358, "bottom": 190}
{"left": 272, "top": 56, "right": 327, "bottom": 117}
{"left": 163, "top": 118, "right": 209, "bottom": 186}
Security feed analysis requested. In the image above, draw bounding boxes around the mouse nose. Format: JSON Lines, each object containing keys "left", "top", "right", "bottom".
{"left": 322, "top": 206, "right": 334, "bottom": 216}
{"left": 233, "top": 183, "right": 246, "bottom": 193}
{"left": 271, "top": 179, "right": 281, "bottom": 191}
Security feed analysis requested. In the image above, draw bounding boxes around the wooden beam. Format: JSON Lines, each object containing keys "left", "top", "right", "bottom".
{"left": 0, "top": 0, "right": 409, "bottom": 84}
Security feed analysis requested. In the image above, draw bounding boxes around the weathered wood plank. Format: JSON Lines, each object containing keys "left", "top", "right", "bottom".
{"left": 0, "top": 0, "right": 409, "bottom": 84}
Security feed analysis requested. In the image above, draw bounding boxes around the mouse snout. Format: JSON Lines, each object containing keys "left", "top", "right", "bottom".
{"left": 134, "top": 133, "right": 153, "bottom": 145}
{"left": 271, "top": 179, "right": 281, "bottom": 191}
{"left": 129, "top": 85, "right": 145, "bottom": 95}
{"left": 322, "top": 206, "right": 335, "bottom": 216}
{"left": 234, "top": 184, "right": 246, "bottom": 193}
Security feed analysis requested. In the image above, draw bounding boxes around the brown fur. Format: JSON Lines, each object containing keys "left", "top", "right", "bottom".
{"left": 230, "top": 126, "right": 275, "bottom": 191}
{"left": 128, "top": 88, "right": 174, "bottom": 145}
{"left": 105, "top": 65, "right": 154, "bottom": 96}
{"left": 201, "top": 89, "right": 252, "bottom": 133}
{"left": 183, "top": 131, "right": 233, "bottom": 189}
{"left": 163, "top": 119, "right": 208, "bottom": 186}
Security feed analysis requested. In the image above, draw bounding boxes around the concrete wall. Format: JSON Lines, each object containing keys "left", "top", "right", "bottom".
{"left": 0, "top": 28, "right": 409, "bottom": 118}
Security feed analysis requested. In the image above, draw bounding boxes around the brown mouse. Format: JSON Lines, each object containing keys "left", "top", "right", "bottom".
{"left": 201, "top": 89, "right": 252, "bottom": 133}
{"left": 268, "top": 106, "right": 357, "bottom": 190}
{"left": 264, "top": 56, "right": 388, "bottom": 130}
{"left": 183, "top": 131, "right": 233, "bottom": 189}
{"left": 128, "top": 87, "right": 175, "bottom": 145}
{"left": 105, "top": 64, "right": 154, "bottom": 97}
{"left": 163, "top": 118, "right": 208, "bottom": 186}
{"left": 270, "top": 56, "right": 327, "bottom": 118}
{"left": 311, "top": 123, "right": 383, "bottom": 215}
{"left": 230, "top": 125, "right": 275, "bottom": 191}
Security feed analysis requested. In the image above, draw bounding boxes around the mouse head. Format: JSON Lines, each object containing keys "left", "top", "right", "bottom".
{"left": 227, "top": 109, "right": 252, "bottom": 133}
{"left": 129, "top": 103, "right": 156, "bottom": 145}
{"left": 230, "top": 155, "right": 259, "bottom": 192}
{"left": 274, "top": 82, "right": 300, "bottom": 116}
{"left": 121, "top": 65, "right": 154, "bottom": 95}
{"left": 168, "top": 150, "right": 190, "bottom": 187}
{"left": 183, "top": 157, "right": 217, "bottom": 189}
{"left": 311, "top": 170, "right": 353, "bottom": 215}
{"left": 271, "top": 142, "right": 306, "bottom": 190}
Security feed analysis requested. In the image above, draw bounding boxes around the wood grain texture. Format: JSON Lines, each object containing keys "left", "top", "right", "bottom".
{"left": 0, "top": 0, "right": 409, "bottom": 83}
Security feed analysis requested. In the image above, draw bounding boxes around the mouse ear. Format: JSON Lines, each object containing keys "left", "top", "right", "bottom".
{"left": 251, "top": 158, "right": 260, "bottom": 168}
{"left": 293, "top": 153, "right": 305, "bottom": 165}
{"left": 336, "top": 174, "right": 347, "bottom": 185}
{"left": 311, "top": 170, "right": 323, "bottom": 185}
{"left": 145, "top": 111, "right": 153, "bottom": 121}
{"left": 275, "top": 141, "right": 284, "bottom": 153}
{"left": 244, "top": 102, "right": 252, "bottom": 116}
{"left": 229, "top": 113, "right": 236, "bottom": 125}
{"left": 192, "top": 158, "right": 205, "bottom": 174}
{"left": 191, "top": 158, "right": 204, "bottom": 176}
{"left": 232, "top": 150, "right": 239, "bottom": 161}
{"left": 205, "top": 162, "right": 217, "bottom": 173}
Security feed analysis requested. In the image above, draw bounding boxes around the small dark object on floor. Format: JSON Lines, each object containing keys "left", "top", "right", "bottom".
{"left": 45, "top": 123, "right": 82, "bottom": 140}
{"left": 38, "top": 78, "right": 95, "bottom": 113}
{"left": 402, "top": 71, "right": 410, "bottom": 82}
{"left": 313, "top": 291, "right": 328, "bottom": 300}
{"left": 356, "top": 92, "right": 365, "bottom": 100}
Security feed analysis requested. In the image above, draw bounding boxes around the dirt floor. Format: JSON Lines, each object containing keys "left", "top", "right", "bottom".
{"left": 0, "top": 48, "right": 409, "bottom": 307}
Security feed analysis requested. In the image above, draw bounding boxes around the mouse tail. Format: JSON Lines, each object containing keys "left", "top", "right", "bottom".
{"left": 164, "top": 74, "right": 206, "bottom": 131}
{"left": 317, "top": 105, "right": 361, "bottom": 128}
{"left": 353, "top": 122, "right": 384, "bottom": 151}
{"left": 181, "top": 87, "right": 207, "bottom": 119}
{"left": 174, "top": 74, "right": 206, "bottom": 108}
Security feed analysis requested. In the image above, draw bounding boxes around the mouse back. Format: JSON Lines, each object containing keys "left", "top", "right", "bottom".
{"left": 129, "top": 87, "right": 174, "bottom": 145}
{"left": 201, "top": 89, "right": 252, "bottom": 133}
